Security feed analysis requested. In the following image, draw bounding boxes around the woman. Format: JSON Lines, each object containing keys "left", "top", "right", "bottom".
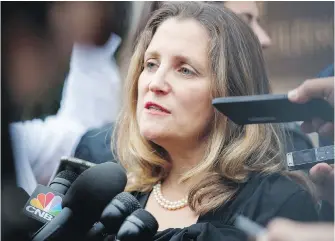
{"left": 114, "top": 2, "right": 318, "bottom": 240}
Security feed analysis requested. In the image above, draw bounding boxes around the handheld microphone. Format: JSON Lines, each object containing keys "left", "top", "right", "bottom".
{"left": 48, "top": 156, "right": 96, "bottom": 184}
{"left": 31, "top": 162, "right": 127, "bottom": 241}
{"left": 86, "top": 192, "right": 141, "bottom": 241}
{"left": 49, "top": 170, "right": 78, "bottom": 194}
{"left": 116, "top": 208, "right": 159, "bottom": 241}
{"left": 22, "top": 170, "right": 78, "bottom": 226}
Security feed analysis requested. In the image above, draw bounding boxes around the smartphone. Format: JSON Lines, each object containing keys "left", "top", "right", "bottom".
{"left": 212, "top": 94, "right": 334, "bottom": 125}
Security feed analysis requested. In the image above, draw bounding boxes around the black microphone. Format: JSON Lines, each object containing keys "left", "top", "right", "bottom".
{"left": 49, "top": 156, "right": 96, "bottom": 183}
{"left": 22, "top": 170, "right": 78, "bottom": 227}
{"left": 31, "top": 162, "right": 127, "bottom": 241}
{"left": 116, "top": 208, "right": 159, "bottom": 241}
{"left": 86, "top": 192, "right": 141, "bottom": 241}
{"left": 49, "top": 170, "right": 78, "bottom": 194}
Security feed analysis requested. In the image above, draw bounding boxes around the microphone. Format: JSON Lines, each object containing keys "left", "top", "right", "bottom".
{"left": 86, "top": 192, "right": 141, "bottom": 241}
{"left": 48, "top": 156, "right": 96, "bottom": 184}
{"left": 22, "top": 170, "right": 78, "bottom": 226}
{"left": 31, "top": 162, "right": 127, "bottom": 241}
{"left": 116, "top": 208, "right": 159, "bottom": 241}
{"left": 49, "top": 170, "right": 78, "bottom": 194}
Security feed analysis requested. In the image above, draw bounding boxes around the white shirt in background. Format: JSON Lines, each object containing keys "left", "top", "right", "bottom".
{"left": 10, "top": 33, "right": 122, "bottom": 195}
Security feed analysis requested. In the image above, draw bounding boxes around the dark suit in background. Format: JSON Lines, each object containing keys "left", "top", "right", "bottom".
{"left": 74, "top": 123, "right": 116, "bottom": 164}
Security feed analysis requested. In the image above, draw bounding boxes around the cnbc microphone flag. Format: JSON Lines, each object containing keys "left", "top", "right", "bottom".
{"left": 23, "top": 185, "right": 63, "bottom": 223}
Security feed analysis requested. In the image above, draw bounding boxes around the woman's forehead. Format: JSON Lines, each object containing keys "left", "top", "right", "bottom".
{"left": 145, "top": 18, "right": 210, "bottom": 66}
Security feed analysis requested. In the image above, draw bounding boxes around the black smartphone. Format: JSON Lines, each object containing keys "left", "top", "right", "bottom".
{"left": 212, "top": 94, "right": 334, "bottom": 125}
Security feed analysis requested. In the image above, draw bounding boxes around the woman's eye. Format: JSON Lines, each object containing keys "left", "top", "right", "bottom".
{"left": 145, "top": 61, "right": 157, "bottom": 71}
{"left": 179, "top": 67, "right": 195, "bottom": 76}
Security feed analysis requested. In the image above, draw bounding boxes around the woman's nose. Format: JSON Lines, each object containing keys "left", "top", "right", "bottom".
{"left": 148, "top": 67, "right": 171, "bottom": 94}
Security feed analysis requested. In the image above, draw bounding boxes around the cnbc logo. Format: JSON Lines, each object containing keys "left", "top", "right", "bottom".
{"left": 25, "top": 187, "right": 63, "bottom": 222}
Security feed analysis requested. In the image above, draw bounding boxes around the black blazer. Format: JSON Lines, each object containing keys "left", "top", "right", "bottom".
{"left": 129, "top": 173, "right": 318, "bottom": 241}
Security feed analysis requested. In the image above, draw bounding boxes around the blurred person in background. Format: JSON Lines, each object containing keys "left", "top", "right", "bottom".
{"left": 257, "top": 76, "right": 334, "bottom": 241}
{"left": 75, "top": 1, "right": 164, "bottom": 164}
{"left": 223, "top": 1, "right": 272, "bottom": 49}
{"left": 2, "top": 2, "right": 131, "bottom": 240}
{"left": 2, "top": 1, "right": 131, "bottom": 193}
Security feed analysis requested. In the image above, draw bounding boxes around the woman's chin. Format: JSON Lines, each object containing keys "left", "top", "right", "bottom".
{"left": 140, "top": 128, "right": 167, "bottom": 142}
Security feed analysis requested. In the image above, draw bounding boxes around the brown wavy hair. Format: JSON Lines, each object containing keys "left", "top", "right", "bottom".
{"left": 113, "top": 2, "right": 311, "bottom": 215}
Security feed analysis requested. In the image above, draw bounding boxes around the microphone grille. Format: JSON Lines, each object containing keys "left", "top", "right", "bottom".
{"left": 132, "top": 209, "right": 158, "bottom": 234}
{"left": 56, "top": 170, "right": 78, "bottom": 183}
{"left": 114, "top": 192, "right": 141, "bottom": 213}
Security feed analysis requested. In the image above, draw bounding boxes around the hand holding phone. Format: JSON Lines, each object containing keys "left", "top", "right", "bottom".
{"left": 288, "top": 77, "right": 334, "bottom": 136}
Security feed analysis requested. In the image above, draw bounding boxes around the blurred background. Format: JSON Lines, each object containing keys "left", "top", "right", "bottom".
{"left": 262, "top": 1, "right": 334, "bottom": 93}
{"left": 21, "top": 1, "right": 334, "bottom": 120}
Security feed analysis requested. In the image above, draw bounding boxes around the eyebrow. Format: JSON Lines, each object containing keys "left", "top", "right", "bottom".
{"left": 144, "top": 50, "right": 160, "bottom": 60}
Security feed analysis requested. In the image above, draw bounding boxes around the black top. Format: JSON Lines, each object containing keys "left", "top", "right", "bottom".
{"left": 131, "top": 172, "right": 319, "bottom": 241}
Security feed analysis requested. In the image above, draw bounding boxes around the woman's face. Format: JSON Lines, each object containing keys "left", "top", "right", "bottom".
{"left": 136, "top": 18, "right": 213, "bottom": 148}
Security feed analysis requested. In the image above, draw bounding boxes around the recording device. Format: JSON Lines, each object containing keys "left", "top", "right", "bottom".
{"left": 212, "top": 94, "right": 334, "bottom": 125}
{"left": 31, "top": 162, "right": 127, "bottom": 241}
{"left": 48, "top": 156, "right": 96, "bottom": 185}
{"left": 86, "top": 192, "right": 141, "bottom": 241}
{"left": 286, "top": 145, "right": 334, "bottom": 171}
{"left": 116, "top": 208, "right": 159, "bottom": 241}
{"left": 22, "top": 170, "right": 78, "bottom": 229}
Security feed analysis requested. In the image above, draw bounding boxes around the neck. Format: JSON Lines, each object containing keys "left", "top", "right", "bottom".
{"left": 159, "top": 141, "right": 207, "bottom": 197}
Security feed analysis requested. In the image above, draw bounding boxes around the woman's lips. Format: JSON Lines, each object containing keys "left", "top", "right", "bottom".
{"left": 145, "top": 101, "right": 171, "bottom": 114}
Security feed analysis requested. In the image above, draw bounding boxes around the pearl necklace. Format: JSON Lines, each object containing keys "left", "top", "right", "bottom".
{"left": 153, "top": 182, "right": 188, "bottom": 210}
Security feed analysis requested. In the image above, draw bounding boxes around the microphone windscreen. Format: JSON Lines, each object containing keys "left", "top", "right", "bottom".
{"left": 132, "top": 209, "right": 158, "bottom": 234}
{"left": 55, "top": 170, "right": 78, "bottom": 183}
{"left": 62, "top": 162, "right": 127, "bottom": 220}
{"left": 113, "top": 192, "right": 141, "bottom": 213}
